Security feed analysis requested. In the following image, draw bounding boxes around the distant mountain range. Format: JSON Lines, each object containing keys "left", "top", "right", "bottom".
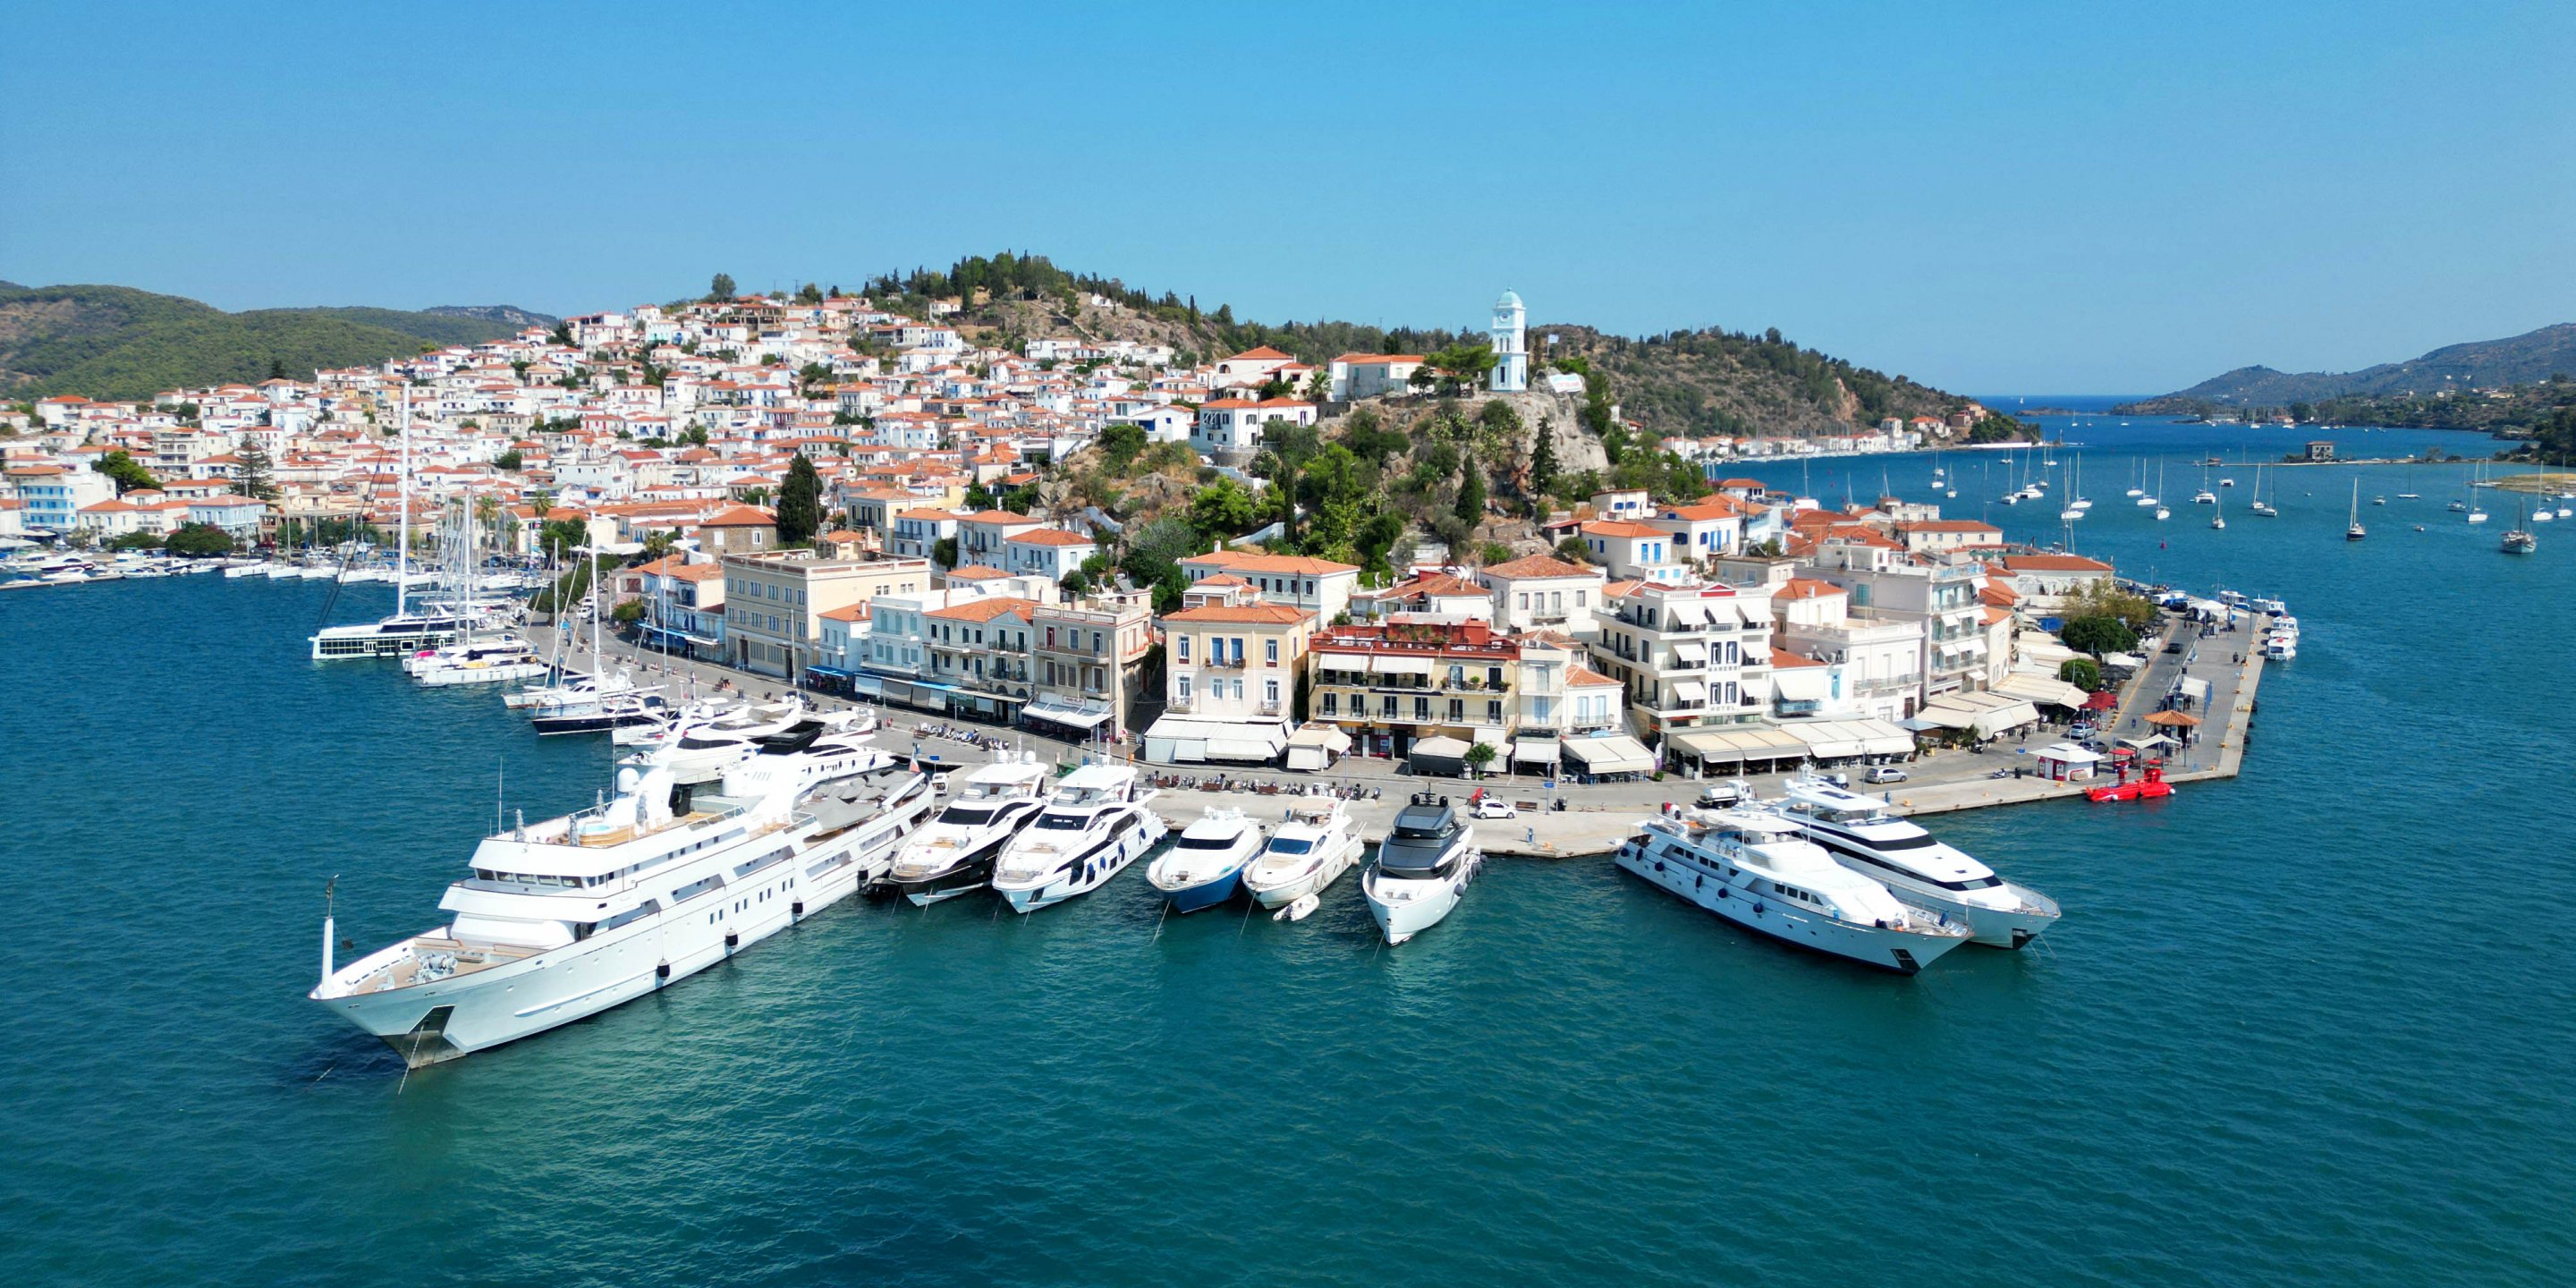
{"left": 0, "top": 284, "right": 544, "bottom": 402}
{"left": 2117, "top": 322, "right": 2576, "bottom": 412}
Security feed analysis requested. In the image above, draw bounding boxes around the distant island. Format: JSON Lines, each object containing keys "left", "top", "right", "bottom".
{"left": 2114, "top": 322, "right": 2576, "bottom": 415}
{"left": 0, "top": 284, "right": 547, "bottom": 402}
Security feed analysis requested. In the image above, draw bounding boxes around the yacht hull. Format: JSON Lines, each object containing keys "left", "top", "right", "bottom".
{"left": 1242, "top": 837, "right": 1363, "bottom": 908}
{"left": 1614, "top": 833, "right": 1967, "bottom": 974}
{"left": 874, "top": 848, "right": 1001, "bottom": 905}
{"left": 1361, "top": 860, "right": 1475, "bottom": 945}
{"left": 1153, "top": 868, "right": 1242, "bottom": 913}
{"left": 994, "top": 814, "right": 1166, "bottom": 913}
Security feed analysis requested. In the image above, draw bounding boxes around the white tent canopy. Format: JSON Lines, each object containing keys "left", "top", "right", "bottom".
{"left": 1996, "top": 672, "right": 2089, "bottom": 709}
{"left": 1769, "top": 666, "right": 1831, "bottom": 703}
{"left": 1144, "top": 716, "right": 1289, "bottom": 764}
{"left": 1672, "top": 726, "right": 1811, "bottom": 766}
{"left": 1562, "top": 734, "right": 1655, "bottom": 775}
{"left": 1920, "top": 691, "right": 2044, "bottom": 738}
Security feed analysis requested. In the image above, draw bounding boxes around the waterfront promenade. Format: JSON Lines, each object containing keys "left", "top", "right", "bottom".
{"left": 524, "top": 609, "right": 2267, "bottom": 858}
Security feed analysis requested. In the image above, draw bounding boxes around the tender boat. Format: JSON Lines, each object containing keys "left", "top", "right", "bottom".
{"left": 875, "top": 752, "right": 1053, "bottom": 904}
{"left": 1614, "top": 807, "right": 1972, "bottom": 973}
{"left": 310, "top": 727, "right": 933, "bottom": 1066}
{"left": 1147, "top": 806, "right": 1266, "bottom": 913}
{"left": 990, "top": 763, "right": 1165, "bottom": 913}
{"left": 1241, "top": 796, "right": 1366, "bottom": 909}
{"left": 1776, "top": 779, "right": 2059, "bottom": 948}
{"left": 1361, "top": 792, "right": 1481, "bottom": 945}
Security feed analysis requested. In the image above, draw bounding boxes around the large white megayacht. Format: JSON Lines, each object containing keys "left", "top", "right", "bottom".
{"left": 1615, "top": 806, "right": 1973, "bottom": 973}
{"left": 310, "top": 718, "right": 933, "bottom": 1066}
{"left": 1361, "top": 792, "right": 1480, "bottom": 945}
{"left": 1775, "top": 778, "right": 2061, "bottom": 948}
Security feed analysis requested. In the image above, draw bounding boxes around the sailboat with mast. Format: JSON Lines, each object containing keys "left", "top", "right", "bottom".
{"left": 2344, "top": 479, "right": 2365, "bottom": 541}
{"left": 308, "top": 387, "right": 496, "bottom": 659}
{"left": 406, "top": 489, "right": 548, "bottom": 686}
{"left": 2250, "top": 465, "right": 2277, "bottom": 518}
{"left": 2501, "top": 491, "right": 2536, "bottom": 554}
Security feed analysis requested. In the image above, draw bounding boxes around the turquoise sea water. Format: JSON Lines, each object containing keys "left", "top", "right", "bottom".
{"left": 3, "top": 419, "right": 2572, "bottom": 1287}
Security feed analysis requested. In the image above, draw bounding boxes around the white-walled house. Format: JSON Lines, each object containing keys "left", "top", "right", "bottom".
{"left": 1191, "top": 398, "right": 1316, "bottom": 455}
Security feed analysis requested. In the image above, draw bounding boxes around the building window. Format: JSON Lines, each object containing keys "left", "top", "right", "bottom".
{"left": 1178, "top": 636, "right": 1190, "bottom": 662}
{"left": 1265, "top": 640, "right": 1279, "bottom": 665}
{"left": 1265, "top": 678, "right": 1280, "bottom": 704}
{"left": 1487, "top": 700, "right": 1503, "bottom": 723}
{"left": 1322, "top": 692, "right": 1338, "bottom": 715}
{"left": 1413, "top": 697, "right": 1430, "bottom": 722}
{"left": 1178, "top": 676, "right": 1191, "bottom": 701}
{"left": 1381, "top": 695, "right": 1396, "bottom": 718}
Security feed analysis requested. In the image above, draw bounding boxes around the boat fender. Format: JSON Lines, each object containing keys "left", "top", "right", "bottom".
{"left": 1715, "top": 886, "right": 1727, "bottom": 899}
{"left": 724, "top": 931, "right": 739, "bottom": 949}
{"left": 655, "top": 961, "right": 671, "bottom": 981}
{"left": 1752, "top": 902, "right": 1767, "bottom": 916}
{"left": 792, "top": 900, "right": 804, "bottom": 917}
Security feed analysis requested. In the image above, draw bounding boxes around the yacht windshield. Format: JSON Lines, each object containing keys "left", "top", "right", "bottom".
{"left": 1266, "top": 836, "right": 1316, "bottom": 855}
{"left": 1177, "top": 833, "right": 1241, "bottom": 850}
{"left": 936, "top": 807, "right": 996, "bottom": 826}
{"left": 1033, "top": 812, "right": 1089, "bottom": 830}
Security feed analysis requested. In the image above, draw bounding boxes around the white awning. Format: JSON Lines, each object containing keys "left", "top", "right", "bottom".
{"left": 1022, "top": 695, "right": 1114, "bottom": 729}
{"left": 1663, "top": 600, "right": 1709, "bottom": 627}
{"left": 1286, "top": 724, "right": 1352, "bottom": 753}
{"left": 1970, "top": 699, "right": 2042, "bottom": 737}
{"left": 1787, "top": 721, "right": 1867, "bottom": 759}
{"left": 1562, "top": 734, "right": 1655, "bottom": 775}
{"left": 1511, "top": 738, "right": 1560, "bottom": 764}
{"left": 1850, "top": 718, "right": 1919, "bottom": 757}
{"left": 1769, "top": 666, "right": 1830, "bottom": 703}
{"left": 2036, "top": 741, "right": 2099, "bottom": 765}
{"left": 2174, "top": 675, "right": 2211, "bottom": 701}
{"left": 1670, "top": 679, "right": 1708, "bottom": 704}
{"left": 2100, "top": 652, "right": 2146, "bottom": 669}
{"left": 1285, "top": 746, "right": 1330, "bottom": 771}
{"left": 1672, "top": 640, "right": 1708, "bottom": 664}
{"left": 2020, "top": 639, "right": 2081, "bottom": 667}
{"left": 1372, "top": 654, "right": 1434, "bottom": 676}
{"left": 1145, "top": 716, "right": 1287, "bottom": 763}
{"left": 1996, "top": 673, "right": 2088, "bottom": 709}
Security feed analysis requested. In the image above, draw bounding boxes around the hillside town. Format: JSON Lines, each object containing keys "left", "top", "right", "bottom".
{"left": 0, "top": 284, "right": 2111, "bottom": 775}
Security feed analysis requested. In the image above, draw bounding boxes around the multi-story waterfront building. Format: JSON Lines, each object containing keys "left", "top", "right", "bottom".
{"left": 1026, "top": 594, "right": 1155, "bottom": 741}
{"left": 1800, "top": 535, "right": 1988, "bottom": 700}
{"left": 1585, "top": 581, "right": 1775, "bottom": 742}
{"left": 720, "top": 550, "right": 932, "bottom": 680}
{"left": 1307, "top": 619, "right": 1523, "bottom": 761}
{"left": 1143, "top": 582, "right": 1313, "bottom": 764}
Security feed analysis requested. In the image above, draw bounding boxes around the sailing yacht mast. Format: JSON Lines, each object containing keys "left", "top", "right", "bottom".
{"left": 395, "top": 386, "right": 412, "bottom": 618}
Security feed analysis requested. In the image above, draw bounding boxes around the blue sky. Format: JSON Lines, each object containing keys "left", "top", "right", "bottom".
{"left": 4, "top": 1, "right": 2571, "bottom": 392}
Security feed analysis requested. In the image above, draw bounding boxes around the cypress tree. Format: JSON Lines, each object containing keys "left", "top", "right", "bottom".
{"left": 777, "top": 453, "right": 824, "bottom": 546}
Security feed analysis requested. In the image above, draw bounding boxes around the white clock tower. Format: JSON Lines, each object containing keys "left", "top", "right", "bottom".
{"left": 1489, "top": 289, "right": 1528, "bottom": 393}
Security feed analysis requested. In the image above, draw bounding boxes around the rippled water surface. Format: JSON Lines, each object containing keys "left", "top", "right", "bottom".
{"left": 3, "top": 419, "right": 2571, "bottom": 1287}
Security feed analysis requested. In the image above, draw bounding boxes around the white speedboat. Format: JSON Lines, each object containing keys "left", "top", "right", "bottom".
{"left": 1361, "top": 792, "right": 1480, "bottom": 945}
{"left": 1147, "top": 805, "right": 1266, "bottom": 913}
{"left": 990, "top": 763, "right": 1165, "bottom": 913}
{"left": 1775, "top": 779, "right": 2059, "bottom": 948}
{"left": 876, "top": 751, "right": 1053, "bottom": 904}
{"left": 1614, "top": 807, "right": 1972, "bottom": 973}
{"left": 310, "top": 733, "right": 933, "bottom": 1067}
{"left": 1241, "top": 795, "right": 1365, "bottom": 909}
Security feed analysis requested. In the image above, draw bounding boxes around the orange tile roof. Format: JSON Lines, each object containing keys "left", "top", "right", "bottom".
{"left": 926, "top": 596, "right": 1037, "bottom": 623}
{"left": 1161, "top": 603, "right": 1312, "bottom": 624}
{"left": 1483, "top": 555, "right": 1597, "bottom": 579}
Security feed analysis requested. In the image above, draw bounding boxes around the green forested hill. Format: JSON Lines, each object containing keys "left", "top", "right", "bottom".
{"left": 0, "top": 284, "right": 527, "bottom": 401}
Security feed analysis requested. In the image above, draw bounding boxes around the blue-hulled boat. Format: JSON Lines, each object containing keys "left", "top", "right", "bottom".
{"left": 1147, "top": 806, "right": 1264, "bottom": 912}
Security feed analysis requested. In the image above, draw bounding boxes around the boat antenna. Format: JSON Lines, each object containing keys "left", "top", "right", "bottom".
{"left": 319, "top": 875, "right": 340, "bottom": 985}
{"left": 496, "top": 757, "right": 506, "bottom": 835}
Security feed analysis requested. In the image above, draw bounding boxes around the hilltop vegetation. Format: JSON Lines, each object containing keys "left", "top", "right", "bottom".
{"left": 874, "top": 252, "right": 1972, "bottom": 439}
{"left": 0, "top": 284, "right": 528, "bottom": 401}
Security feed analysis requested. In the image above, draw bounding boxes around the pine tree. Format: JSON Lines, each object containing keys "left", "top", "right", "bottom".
{"left": 1530, "top": 421, "right": 1560, "bottom": 499}
{"left": 233, "top": 445, "right": 277, "bottom": 499}
{"left": 1454, "top": 454, "right": 1486, "bottom": 526}
{"left": 777, "top": 453, "right": 824, "bottom": 546}
{"left": 708, "top": 272, "right": 737, "bottom": 301}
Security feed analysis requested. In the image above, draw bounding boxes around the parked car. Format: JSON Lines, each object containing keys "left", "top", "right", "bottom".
{"left": 1695, "top": 782, "right": 1746, "bottom": 809}
{"left": 1819, "top": 772, "right": 1851, "bottom": 789}
{"left": 1864, "top": 766, "right": 1908, "bottom": 784}
{"left": 1470, "top": 796, "right": 1518, "bottom": 820}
